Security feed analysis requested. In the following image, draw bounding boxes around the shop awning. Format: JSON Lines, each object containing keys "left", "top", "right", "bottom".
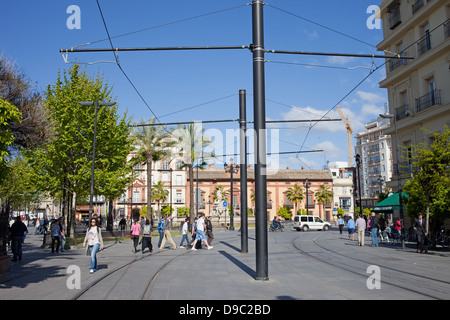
{"left": 372, "top": 192, "right": 409, "bottom": 213}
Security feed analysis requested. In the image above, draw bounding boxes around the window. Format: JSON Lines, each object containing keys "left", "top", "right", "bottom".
{"left": 176, "top": 192, "right": 183, "bottom": 203}
{"left": 133, "top": 191, "right": 140, "bottom": 203}
{"left": 176, "top": 175, "right": 182, "bottom": 185}
{"left": 162, "top": 172, "right": 169, "bottom": 181}
{"left": 162, "top": 160, "right": 169, "bottom": 170}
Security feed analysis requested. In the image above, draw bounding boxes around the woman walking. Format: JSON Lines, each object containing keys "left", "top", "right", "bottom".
{"left": 131, "top": 219, "right": 141, "bottom": 253}
{"left": 83, "top": 218, "right": 104, "bottom": 274}
{"left": 141, "top": 219, "right": 153, "bottom": 253}
{"left": 179, "top": 217, "right": 190, "bottom": 249}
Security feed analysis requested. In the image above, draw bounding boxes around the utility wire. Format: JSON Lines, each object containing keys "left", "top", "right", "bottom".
{"left": 95, "top": 0, "right": 164, "bottom": 126}
{"left": 73, "top": 3, "right": 248, "bottom": 49}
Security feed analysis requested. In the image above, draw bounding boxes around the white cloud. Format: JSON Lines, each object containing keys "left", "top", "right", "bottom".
{"left": 313, "top": 141, "right": 341, "bottom": 155}
{"left": 326, "top": 56, "right": 356, "bottom": 65}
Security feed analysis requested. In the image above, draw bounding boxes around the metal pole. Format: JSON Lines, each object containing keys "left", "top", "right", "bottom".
{"left": 240, "top": 89, "right": 248, "bottom": 253}
{"left": 252, "top": 0, "right": 268, "bottom": 281}
{"left": 230, "top": 167, "right": 234, "bottom": 231}
{"left": 89, "top": 101, "right": 99, "bottom": 219}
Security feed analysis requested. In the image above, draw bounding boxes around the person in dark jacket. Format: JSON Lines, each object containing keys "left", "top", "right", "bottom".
{"left": 370, "top": 212, "right": 380, "bottom": 247}
{"left": 9, "top": 216, "right": 28, "bottom": 261}
{"left": 413, "top": 213, "right": 427, "bottom": 254}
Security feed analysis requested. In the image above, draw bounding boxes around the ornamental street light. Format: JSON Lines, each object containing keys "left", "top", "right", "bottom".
{"left": 79, "top": 101, "right": 116, "bottom": 219}
{"left": 303, "top": 179, "right": 311, "bottom": 215}
{"left": 224, "top": 158, "right": 239, "bottom": 231}
{"left": 355, "top": 153, "right": 362, "bottom": 216}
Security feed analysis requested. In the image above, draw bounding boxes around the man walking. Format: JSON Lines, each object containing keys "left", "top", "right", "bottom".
{"left": 337, "top": 215, "right": 345, "bottom": 235}
{"left": 159, "top": 214, "right": 177, "bottom": 250}
{"left": 191, "top": 213, "right": 213, "bottom": 251}
{"left": 355, "top": 214, "right": 366, "bottom": 247}
{"left": 10, "top": 216, "right": 28, "bottom": 262}
{"left": 347, "top": 216, "right": 356, "bottom": 241}
{"left": 413, "top": 213, "right": 427, "bottom": 254}
{"left": 370, "top": 212, "right": 380, "bottom": 247}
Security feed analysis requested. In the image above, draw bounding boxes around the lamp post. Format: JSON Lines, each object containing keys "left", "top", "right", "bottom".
{"left": 377, "top": 175, "right": 384, "bottom": 196}
{"left": 379, "top": 113, "right": 405, "bottom": 249}
{"left": 303, "top": 179, "right": 311, "bottom": 215}
{"left": 79, "top": 101, "right": 116, "bottom": 220}
{"left": 224, "top": 158, "right": 239, "bottom": 231}
{"left": 355, "top": 154, "right": 362, "bottom": 216}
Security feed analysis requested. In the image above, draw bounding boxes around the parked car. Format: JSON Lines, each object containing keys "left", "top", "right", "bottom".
{"left": 293, "top": 215, "right": 331, "bottom": 231}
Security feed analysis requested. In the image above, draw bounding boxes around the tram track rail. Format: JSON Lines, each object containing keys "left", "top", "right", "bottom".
{"left": 291, "top": 234, "right": 448, "bottom": 300}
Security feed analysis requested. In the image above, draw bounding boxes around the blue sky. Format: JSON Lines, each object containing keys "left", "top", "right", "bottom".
{"left": 2, "top": 0, "right": 387, "bottom": 170}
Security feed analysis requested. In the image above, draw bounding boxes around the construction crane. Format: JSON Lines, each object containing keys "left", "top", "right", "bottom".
{"left": 335, "top": 105, "right": 353, "bottom": 166}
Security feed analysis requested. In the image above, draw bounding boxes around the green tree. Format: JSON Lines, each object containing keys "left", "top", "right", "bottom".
{"left": 29, "top": 65, "right": 133, "bottom": 240}
{"left": 315, "top": 185, "right": 333, "bottom": 218}
{"left": 152, "top": 181, "right": 169, "bottom": 220}
{"left": 285, "top": 183, "right": 304, "bottom": 215}
{"left": 277, "top": 206, "right": 292, "bottom": 220}
{"left": 173, "top": 123, "right": 213, "bottom": 222}
{"left": 403, "top": 127, "right": 450, "bottom": 242}
{"left": 134, "top": 117, "right": 175, "bottom": 221}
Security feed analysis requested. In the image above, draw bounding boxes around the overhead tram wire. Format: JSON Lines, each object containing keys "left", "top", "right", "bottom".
{"left": 95, "top": 0, "right": 164, "bottom": 126}
{"left": 293, "top": 17, "right": 449, "bottom": 156}
{"left": 72, "top": 3, "right": 249, "bottom": 50}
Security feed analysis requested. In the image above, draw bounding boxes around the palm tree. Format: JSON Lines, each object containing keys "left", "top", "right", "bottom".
{"left": 134, "top": 117, "right": 176, "bottom": 220}
{"left": 152, "top": 181, "right": 169, "bottom": 220}
{"left": 173, "top": 122, "right": 213, "bottom": 222}
{"left": 315, "top": 185, "right": 334, "bottom": 219}
{"left": 285, "top": 183, "right": 305, "bottom": 215}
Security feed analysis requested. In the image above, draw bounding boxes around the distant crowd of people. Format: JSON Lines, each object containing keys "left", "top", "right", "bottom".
{"left": 337, "top": 212, "right": 429, "bottom": 253}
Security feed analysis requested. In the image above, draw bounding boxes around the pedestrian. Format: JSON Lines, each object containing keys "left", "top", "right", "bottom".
{"left": 141, "top": 219, "right": 153, "bottom": 253}
{"left": 179, "top": 217, "right": 191, "bottom": 249}
{"left": 337, "top": 215, "right": 345, "bottom": 235}
{"left": 157, "top": 215, "right": 165, "bottom": 249}
{"left": 206, "top": 216, "right": 214, "bottom": 246}
{"left": 83, "top": 218, "right": 104, "bottom": 274}
{"left": 58, "top": 217, "right": 66, "bottom": 252}
{"left": 370, "top": 212, "right": 380, "bottom": 247}
{"left": 190, "top": 217, "right": 198, "bottom": 246}
{"left": 34, "top": 218, "right": 41, "bottom": 235}
{"left": 347, "top": 216, "right": 356, "bottom": 241}
{"left": 50, "top": 219, "right": 62, "bottom": 254}
{"left": 9, "top": 216, "right": 28, "bottom": 262}
{"left": 159, "top": 214, "right": 178, "bottom": 250}
{"left": 131, "top": 219, "right": 141, "bottom": 253}
{"left": 355, "top": 214, "right": 366, "bottom": 247}
{"left": 413, "top": 213, "right": 427, "bottom": 254}
{"left": 191, "top": 213, "right": 213, "bottom": 251}
{"left": 119, "top": 217, "right": 126, "bottom": 242}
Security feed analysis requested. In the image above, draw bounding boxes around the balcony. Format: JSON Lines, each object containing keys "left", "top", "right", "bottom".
{"left": 389, "top": 53, "right": 408, "bottom": 72}
{"left": 415, "top": 89, "right": 441, "bottom": 113}
{"left": 395, "top": 104, "right": 411, "bottom": 121}
{"left": 393, "top": 160, "right": 417, "bottom": 176}
{"left": 417, "top": 34, "right": 431, "bottom": 56}
{"left": 412, "top": 0, "right": 424, "bottom": 14}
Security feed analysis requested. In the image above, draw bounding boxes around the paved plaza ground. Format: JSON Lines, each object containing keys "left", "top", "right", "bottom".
{"left": 1, "top": 225, "right": 449, "bottom": 304}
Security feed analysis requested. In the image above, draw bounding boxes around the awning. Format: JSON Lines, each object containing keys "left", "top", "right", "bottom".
{"left": 372, "top": 192, "right": 409, "bottom": 213}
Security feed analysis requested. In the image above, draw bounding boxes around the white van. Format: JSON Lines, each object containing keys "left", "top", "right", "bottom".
{"left": 293, "top": 215, "right": 331, "bottom": 231}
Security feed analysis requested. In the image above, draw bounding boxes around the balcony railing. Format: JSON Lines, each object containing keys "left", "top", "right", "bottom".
{"left": 388, "top": 3, "right": 402, "bottom": 30}
{"left": 389, "top": 53, "right": 408, "bottom": 72}
{"left": 396, "top": 104, "right": 411, "bottom": 121}
{"left": 393, "top": 160, "right": 417, "bottom": 176}
{"left": 417, "top": 33, "right": 431, "bottom": 56}
{"left": 415, "top": 89, "right": 441, "bottom": 113}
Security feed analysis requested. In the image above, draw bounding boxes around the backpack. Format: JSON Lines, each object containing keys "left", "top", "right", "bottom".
{"left": 158, "top": 219, "right": 164, "bottom": 232}
{"left": 143, "top": 224, "right": 151, "bottom": 235}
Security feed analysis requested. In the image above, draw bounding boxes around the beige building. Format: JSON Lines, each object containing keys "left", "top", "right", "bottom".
{"left": 377, "top": 0, "right": 450, "bottom": 191}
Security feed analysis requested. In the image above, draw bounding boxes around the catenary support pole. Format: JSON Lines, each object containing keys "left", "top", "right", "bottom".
{"left": 252, "top": 0, "right": 268, "bottom": 281}
{"left": 239, "top": 89, "right": 248, "bottom": 254}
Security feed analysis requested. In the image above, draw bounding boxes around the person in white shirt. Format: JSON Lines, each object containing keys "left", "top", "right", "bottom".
{"left": 179, "top": 217, "right": 191, "bottom": 249}
{"left": 191, "top": 213, "right": 213, "bottom": 251}
{"left": 83, "top": 218, "right": 104, "bottom": 274}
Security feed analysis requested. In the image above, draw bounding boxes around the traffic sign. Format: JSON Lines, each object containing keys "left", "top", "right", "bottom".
{"left": 223, "top": 201, "right": 228, "bottom": 207}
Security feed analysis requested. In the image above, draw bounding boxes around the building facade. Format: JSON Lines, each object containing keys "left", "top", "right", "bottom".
{"left": 354, "top": 116, "right": 393, "bottom": 200}
{"left": 186, "top": 164, "right": 335, "bottom": 222}
{"left": 327, "top": 162, "right": 356, "bottom": 217}
{"left": 377, "top": 0, "right": 450, "bottom": 191}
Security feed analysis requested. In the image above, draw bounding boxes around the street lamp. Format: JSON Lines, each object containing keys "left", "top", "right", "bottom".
{"left": 224, "top": 158, "right": 239, "bottom": 230}
{"left": 79, "top": 100, "right": 116, "bottom": 219}
{"left": 379, "top": 112, "right": 405, "bottom": 249}
{"left": 377, "top": 175, "right": 384, "bottom": 196}
{"left": 303, "top": 179, "right": 311, "bottom": 215}
{"left": 355, "top": 154, "right": 362, "bottom": 216}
